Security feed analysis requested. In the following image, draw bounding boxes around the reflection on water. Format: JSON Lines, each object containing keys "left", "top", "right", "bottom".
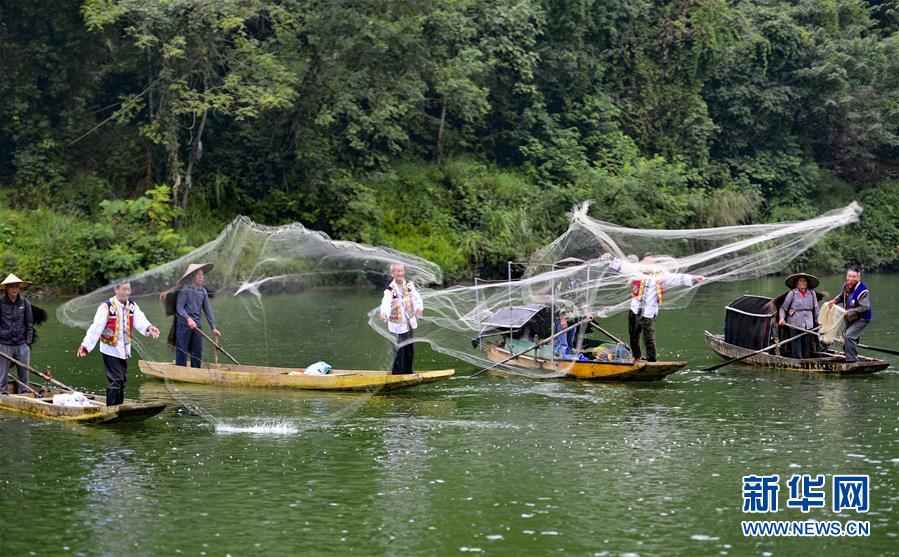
{"left": 77, "top": 446, "right": 159, "bottom": 556}
{"left": 372, "top": 417, "right": 434, "bottom": 553}
{"left": 1, "top": 275, "right": 897, "bottom": 556}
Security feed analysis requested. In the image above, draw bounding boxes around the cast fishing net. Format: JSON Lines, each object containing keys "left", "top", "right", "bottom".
{"left": 57, "top": 216, "right": 442, "bottom": 432}
{"left": 818, "top": 303, "right": 846, "bottom": 345}
{"left": 367, "top": 202, "right": 863, "bottom": 377}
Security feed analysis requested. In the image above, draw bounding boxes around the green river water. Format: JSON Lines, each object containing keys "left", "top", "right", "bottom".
{"left": 0, "top": 275, "right": 896, "bottom": 556}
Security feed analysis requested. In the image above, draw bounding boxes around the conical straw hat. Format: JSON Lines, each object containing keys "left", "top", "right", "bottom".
{"left": 178, "top": 262, "right": 214, "bottom": 285}
{"left": 785, "top": 272, "right": 819, "bottom": 290}
{"left": 0, "top": 274, "right": 31, "bottom": 289}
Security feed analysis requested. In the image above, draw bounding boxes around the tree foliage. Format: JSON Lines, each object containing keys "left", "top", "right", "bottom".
{"left": 0, "top": 0, "right": 897, "bottom": 291}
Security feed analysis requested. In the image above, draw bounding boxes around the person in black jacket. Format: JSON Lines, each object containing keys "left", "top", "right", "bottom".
{"left": 0, "top": 274, "right": 34, "bottom": 394}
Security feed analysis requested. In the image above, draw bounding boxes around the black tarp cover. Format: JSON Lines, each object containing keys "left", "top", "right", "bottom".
{"left": 724, "top": 295, "right": 775, "bottom": 350}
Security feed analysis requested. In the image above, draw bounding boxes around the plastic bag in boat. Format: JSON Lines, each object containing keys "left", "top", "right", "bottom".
{"left": 303, "top": 361, "right": 332, "bottom": 375}
{"left": 52, "top": 391, "right": 92, "bottom": 407}
{"left": 590, "top": 342, "right": 632, "bottom": 361}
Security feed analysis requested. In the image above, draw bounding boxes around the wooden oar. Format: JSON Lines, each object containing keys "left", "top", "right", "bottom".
{"left": 783, "top": 323, "right": 824, "bottom": 337}
{"left": 832, "top": 340, "right": 899, "bottom": 357}
{"left": 195, "top": 328, "right": 240, "bottom": 365}
{"left": 470, "top": 316, "right": 592, "bottom": 377}
{"left": 857, "top": 342, "right": 899, "bottom": 356}
{"left": 0, "top": 351, "right": 77, "bottom": 392}
{"left": 701, "top": 326, "right": 820, "bottom": 372}
{"left": 3, "top": 373, "right": 42, "bottom": 396}
{"left": 588, "top": 320, "right": 626, "bottom": 346}
{"left": 798, "top": 317, "right": 899, "bottom": 356}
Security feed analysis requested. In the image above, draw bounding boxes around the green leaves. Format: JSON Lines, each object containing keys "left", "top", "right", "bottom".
{"left": 3, "top": 0, "right": 899, "bottom": 288}
{"left": 0, "top": 185, "right": 191, "bottom": 292}
{"left": 79, "top": 0, "right": 300, "bottom": 208}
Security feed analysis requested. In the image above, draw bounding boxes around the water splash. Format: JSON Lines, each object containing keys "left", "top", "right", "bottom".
{"left": 214, "top": 420, "right": 299, "bottom": 435}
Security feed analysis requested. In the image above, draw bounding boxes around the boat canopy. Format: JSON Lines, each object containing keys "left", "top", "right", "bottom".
{"left": 482, "top": 304, "right": 546, "bottom": 329}
{"left": 724, "top": 295, "right": 775, "bottom": 350}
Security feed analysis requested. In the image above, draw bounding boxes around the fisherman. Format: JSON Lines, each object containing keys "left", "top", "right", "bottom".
{"left": 553, "top": 257, "right": 588, "bottom": 350}
{"left": 379, "top": 263, "right": 423, "bottom": 375}
{"left": 174, "top": 263, "right": 220, "bottom": 368}
{"left": 600, "top": 252, "right": 704, "bottom": 362}
{"left": 554, "top": 310, "right": 575, "bottom": 358}
{"left": 77, "top": 280, "right": 160, "bottom": 405}
{"left": 0, "top": 274, "right": 34, "bottom": 394}
{"left": 826, "top": 266, "right": 871, "bottom": 363}
{"left": 777, "top": 273, "right": 821, "bottom": 359}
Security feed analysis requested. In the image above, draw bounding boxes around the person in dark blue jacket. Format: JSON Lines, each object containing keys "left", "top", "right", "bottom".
{"left": 827, "top": 266, "right": 872, "bottom": 363}
{"left": 0, "top": 274, "right": 34, "bottom": 394}
{"left": 175, "top": 263, "right": 221, "bottom": 367}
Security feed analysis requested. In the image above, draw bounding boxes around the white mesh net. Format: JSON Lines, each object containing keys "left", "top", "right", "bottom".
{"left": 818, "top": 303, "right": 847, "bottom": 344}
{"left": 367, "top": 201, "right": 863, "bottom": 377}
{"left": 57, "top": 216, "right": 443, "bottom": 432}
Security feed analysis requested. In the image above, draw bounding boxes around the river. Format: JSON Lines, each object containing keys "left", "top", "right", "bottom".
{"left": 1, "top": 274, "right": 896, "bottom": 556}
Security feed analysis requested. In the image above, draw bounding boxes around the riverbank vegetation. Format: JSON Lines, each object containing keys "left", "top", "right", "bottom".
{"left": 1, "top": 0, "right": 897, "bottom": 293}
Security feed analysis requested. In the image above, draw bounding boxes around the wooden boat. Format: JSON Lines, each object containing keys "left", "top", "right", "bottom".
{"left": 138, "top": 361, "right": 454, "bottom": 391}
{"left": 704, "top": 331, "right": 890, "bottom": 375}
{"left": 473, "top": 304, "right": 685, "bottom": 382}
{"left": 706, "top": 294, "right": 890, "bottom": 375}
{"left": 485, "top": 343, "right": 685, "bottom": 381}
{"left": 0, "top": 388, "right": 166, "bottom": 424}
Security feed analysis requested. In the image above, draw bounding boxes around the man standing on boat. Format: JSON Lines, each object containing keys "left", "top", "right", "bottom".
{"left": 0, "top": 274, "right": 34, "bottom": 394}
{"left": 600, "top": 252, "right": 704, "bottom": 362}
{"left": 77, "top": 281, "right": 160, "bottom": 405}
{"left": 777, "top": 273, "right": 821, "bottom": 359}
{"left": 379, "top": 263, "right": 423, "bottom": 375}
{"left": 174, "top": 263, "right": 220, "bottom": 368}
{"left": 827, "top": 266, "right": 871, "bottom": 363}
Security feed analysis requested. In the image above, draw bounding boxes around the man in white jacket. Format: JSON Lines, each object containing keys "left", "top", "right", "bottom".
{"left": 379, "top": 263, "right": 423, "bottom": 375}
{"left": 76, "top": 281, "right": 160, "bottom": 405}
{"left": 601, "top": 252, "right": 704, "bottom": 362}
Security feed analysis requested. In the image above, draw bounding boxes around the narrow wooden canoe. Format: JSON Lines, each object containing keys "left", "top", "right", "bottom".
{"left": 704, "top": 331, "right": 890, "bottom": 375}
{"left": 0, "top": 390, "right": 166, "bottom": 424}
{"left": 138, "top": 361, "right": 455, "bottom": 391}
{"left": 485, "top": 343, "right": 685, "bottom": 381}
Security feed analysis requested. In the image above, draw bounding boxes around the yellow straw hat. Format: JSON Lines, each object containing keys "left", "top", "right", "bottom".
{"left": 178, "top": 262, "right": 214, "bottom": 285}
{"left": 0, "top": 274, "right": 32, "bottom": 290}
{"left": 785, "top": 273, "right": 819, "bottom": 290}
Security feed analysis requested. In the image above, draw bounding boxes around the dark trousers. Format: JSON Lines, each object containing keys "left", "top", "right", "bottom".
{"left": 0, "top": 343, "right": 30, "bottom": 394}
{"left": 175, "top": 320, "right": 203, "bottom": 368}
{"left": 391, "top": 331, "right": 414, "bottom": 375}
{"left": 102, "top": 353, "right": 128, "bottom": 406}
{"left": 789, "top": 335, "right": 813, "bottom": 359}
{"left": 628, "top": 312, "right": 657, "bottom": 361}
{"left": 843, "top": 319, "right": 869, "bottom": 362}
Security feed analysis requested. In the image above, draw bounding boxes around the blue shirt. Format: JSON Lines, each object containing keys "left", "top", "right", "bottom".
{"left": 176, "top": 286, "right": 217, "bottom": 329}
{"left": 554, "top": 320, "right": 573, "bottom": 357}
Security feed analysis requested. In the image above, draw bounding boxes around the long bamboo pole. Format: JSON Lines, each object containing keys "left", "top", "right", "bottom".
{"left": 0, "top": 351, "right": 77, "bottom": 392}
{"left": 195, "top": 328, "right": 240, "bottom": 365}
{"left": 588, "top": 321, "right": 627, "bottom": 346}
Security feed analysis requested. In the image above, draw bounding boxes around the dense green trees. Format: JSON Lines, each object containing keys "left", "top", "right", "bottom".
{"left": 1, "top": 0, "right": 896, "bottom": 292}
